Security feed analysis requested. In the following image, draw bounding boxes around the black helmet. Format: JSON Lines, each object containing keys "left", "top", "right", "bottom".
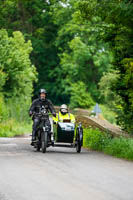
{"left": 39, "top": 89, "right": 47, "bottom": 95}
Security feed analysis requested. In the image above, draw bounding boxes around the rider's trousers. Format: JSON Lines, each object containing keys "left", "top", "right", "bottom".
{"left": 32, "top": 118, "right": 51, "bottom": 140}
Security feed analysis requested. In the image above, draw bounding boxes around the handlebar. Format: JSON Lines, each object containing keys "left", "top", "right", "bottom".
{"left": 33, "top": 112, "right": 53, "bottom": 116}
{"left": 32, "top": 111, "right": 55, "bottom": 118}
{"left": 30, "top": 105, "right": 56, "bottom": 118}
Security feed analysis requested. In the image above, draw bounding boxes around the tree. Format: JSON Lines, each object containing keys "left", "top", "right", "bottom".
{"left": 76, "top": 0, "right": 133, "bottom": 132}
{"left": 0, "top": 29, "right": 37, "bottom": 121}
{"left": 70, "top": 81, "right": 95, "bottom": 108}
{"left": 51, "top": 0, "right": 113, "bottom": 104}
{"left": 1, "top": 0, "right": 133, "bottom": 133}
{"left": 0, "top": 29, "right": 37, "bottom": 97}
{"left": 0, "top": 0, "right": 60, "bottom": 102}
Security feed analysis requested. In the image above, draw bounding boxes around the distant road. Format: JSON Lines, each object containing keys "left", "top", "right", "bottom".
{"left": 0, "top": 136, "right": 133, "bottom": 200}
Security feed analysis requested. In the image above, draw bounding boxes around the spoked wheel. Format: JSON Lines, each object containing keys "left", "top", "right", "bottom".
{"left": 41, "top": 131, "right": 47, "bottom": 153}
{"left": 76, "top": 123, "right": 83, "bottom": 153}
{"left": 36, "top": 133, "right": 41, "bottom": 152}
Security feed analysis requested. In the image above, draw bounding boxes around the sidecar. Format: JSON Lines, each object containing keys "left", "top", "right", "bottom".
{"left": 53, "top": 119, "right": 83, "bottom": 153}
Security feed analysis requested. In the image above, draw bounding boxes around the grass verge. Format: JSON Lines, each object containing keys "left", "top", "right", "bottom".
{"left": 83, "top": 128, "right": 133, "bottom": 161}
{"left": 0, "top": 119, "right": 32, "bottom": 137}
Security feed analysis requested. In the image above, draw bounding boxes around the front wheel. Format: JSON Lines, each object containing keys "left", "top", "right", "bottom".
{"left": 36, "top": 130, "right": 41, "bottom": 152}
{"left": 41, "top": 131, "right": 47, "bottom": 153}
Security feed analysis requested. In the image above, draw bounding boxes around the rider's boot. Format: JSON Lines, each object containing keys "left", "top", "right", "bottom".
{"left": 31, "top": 131, "right": 36, "bottom": 146}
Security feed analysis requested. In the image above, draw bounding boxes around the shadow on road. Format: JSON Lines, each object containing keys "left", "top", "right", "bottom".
{"left": 32, "top": 147, "right": 89, "bottom": 155}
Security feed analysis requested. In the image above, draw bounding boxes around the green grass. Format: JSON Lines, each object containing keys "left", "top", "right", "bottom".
{"left": 84, "top": 128, "right": 133, "bottom": 160}
{"left": 0, "top": 119, "right": 32, "bottom": 137}
{"left": 0, "top": 95, "right": 32, "bottom": 137}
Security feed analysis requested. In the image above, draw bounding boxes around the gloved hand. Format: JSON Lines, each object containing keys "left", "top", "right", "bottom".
{"left": 53, "top": 113, "right": 56, "bottom": 118}
{"left": 29, "top": 111, "right": 33, "bottom": 117}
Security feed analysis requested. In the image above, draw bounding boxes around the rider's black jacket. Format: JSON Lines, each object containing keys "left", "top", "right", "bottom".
{"left": 29, "top": 98, "right": 55, "bottom": 116}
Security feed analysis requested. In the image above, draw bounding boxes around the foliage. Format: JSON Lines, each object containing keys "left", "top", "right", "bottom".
{"left": 84, "top": 128, "right": 133, "bottom": 160}
{"left": 0, "top": 94, "right": 9, "bottom": 122}
{"left": 0, "top": 29, "right": 36, "bottom": 137}
{"left": 0, "top": 119, "right": 32, "bottom": 137}
{"left": 76, "top": 0, "right": 133, "bottom": 132}
{"left": 83, "top": 128, "right": 108, "bottom": 151}
{"left": 53, "top": 4, "right": 113, "bottom": 102}
{"left": 70, "top": 81, "right": 94, "bottom": 108}
{"left": 0, "top": 0, "right": 133, "bottom": 133}
{"left": 0, "top": 29, "right": 37, "bottom": 98}
{"left": 0, "top": 0, "right": 113, "bottom": 104}
{"left": 115, "top": 58, "right": 133, "bottom": 133}
{"left": 104, "top": 137, "right": 133, "bottom": 160}
{"left": 99, "top": 70, "right": 121, "bottom": 107}
{"left": 7, "top": 97, "right": 32, "bottom": 123}
{"left": 0, "top": 0, "right": 60, "bottom": 102}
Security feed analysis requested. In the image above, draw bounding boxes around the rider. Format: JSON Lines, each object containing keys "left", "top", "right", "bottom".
{"left": 53, "top": 104, "right": 75, "bottom": 124}
{"left": 29, "top": 89, "right": 56, "bottom": 145}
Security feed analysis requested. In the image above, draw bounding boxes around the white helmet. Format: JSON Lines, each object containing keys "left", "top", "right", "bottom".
{"left": 60, "top": 104, "right": 68, "bottom": 115}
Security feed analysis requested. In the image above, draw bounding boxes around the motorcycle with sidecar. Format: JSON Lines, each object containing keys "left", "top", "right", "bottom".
{"left": 32, "top": 107, "right": 83, "bottom": 153}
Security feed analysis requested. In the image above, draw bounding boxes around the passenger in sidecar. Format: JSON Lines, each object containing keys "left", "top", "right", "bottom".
{"left": 53, "top": 104, "right": 75, "bottom": 124}
{"left": 52, "top": 105, "right": 83, "bottom": 153}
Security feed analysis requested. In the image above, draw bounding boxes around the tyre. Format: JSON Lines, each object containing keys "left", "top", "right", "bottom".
{"left": 76, "top": 125, "right": 83, "bottom": 153}
{"left": 36, "top": 131, "right": 41, "bottom": 151}
{"left": 41, "top": 131, "right": 47, "bottom": 153}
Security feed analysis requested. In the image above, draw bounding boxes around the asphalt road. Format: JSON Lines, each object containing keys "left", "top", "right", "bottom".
{"left": 0, "top": 136, "right": 133, "bottom": 200}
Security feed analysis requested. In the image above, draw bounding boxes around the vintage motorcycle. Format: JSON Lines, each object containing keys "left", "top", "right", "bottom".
{"left": 33, "top": 106, "right": 53, "bottom": 153}
{"left": 32, "top": 107, "right": 83, "bottom": 153}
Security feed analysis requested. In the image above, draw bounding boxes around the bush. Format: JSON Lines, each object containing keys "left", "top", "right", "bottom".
{"left": 0, "top": 119, "right": 32, "bottom": 137}
{"left": 0, "top": 94, "right": 32, "bottom": 137}
{"left": 0, "top": 29, "right": 37, "bottom": 137}
{"left": 84, "top": 128, "right": 133, "bottom": 160}
{"left": 0, "top": 94, "right": 9, "bottom": 122}
{"left": 83, "top": 128, "right": 108, "bottom": 151}
{"left": 7, "top": 97, "right": 31, "bottom": 123}
{"left": 104, "top": 137, "right": 133, "bottom": 160}
{"left": 70, "top": 81, "right": 95, "bottom": 108}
